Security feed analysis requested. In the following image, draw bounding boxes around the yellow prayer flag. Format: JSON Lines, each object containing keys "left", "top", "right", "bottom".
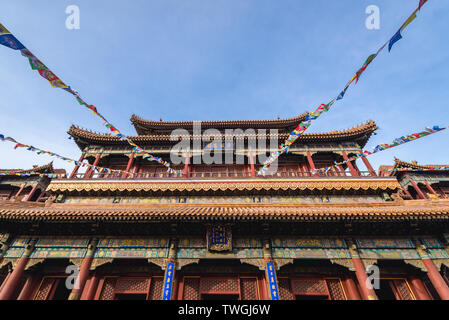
{"left": 401, "top": 9, "right": 418, "bottom": 32}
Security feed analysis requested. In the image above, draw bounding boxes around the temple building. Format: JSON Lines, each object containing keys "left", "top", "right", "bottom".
{"left": 0, "top": 113, "right": 449, "bottom": 300}
{"left": 0, "top": 162, "right": 65, "bottom": 203}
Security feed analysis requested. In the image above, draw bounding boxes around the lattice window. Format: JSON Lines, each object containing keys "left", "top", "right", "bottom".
{"left": 278, "top": 278, "right": 294, "bottom": 300}
{"left": 183, "top": 277, "right": 200, "bottom": 300}
{"left": 99, "top": 278, "right": 117, "bottom": 300}
{"left": 148, "top": 277, "right": 164, "bottom": 300}
{"left": 292, "top": 278, "right": 327, "bottom": 294}
{"left": 201, "top": 278, "right": 239, "bottom": 293}
{"left": 240, "top": 278, "right": 258, "bottom": 300}
{"left": 326, "top": 279, "right": 346, "bottom": 300}
{"left": 393, "top": 279, "right": 414, "bottom": 300}
{"left": 115, "top": 278, "right": 149, "bottom": 293}
{"left": 34, "top": 278, "right": 55, "bottom": 300}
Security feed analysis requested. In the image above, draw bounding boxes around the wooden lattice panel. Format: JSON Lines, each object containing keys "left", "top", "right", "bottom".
{"left": 34, "top": 278, "right": 54, "bottom": 300}
{"left": 115, "top": 278, "right": 149, "bottom": 293}
{"left": 393, "top": 279, "right": 414, "bottom": 300}
{"left": 148, "top": 277, "right": 164, "bottom": 300}
{"left": 201, "top": 278, "right": 239, "bottom": 294}
{"left": 326, "top": 279, "right": 346, "bottom": 300}
{"left": 240, "top": 278, "right": 258, "bottom": 300}
{"left": 278, "top": 278, "right": 294, "bottom": 300}
{"left": 99, "top": 278, "right": 117, "bottom": 300}
{"left": 183, "top": 277, "right": 200, "bottom": 300}
{"left": 292, "top": 279, "right": 327, "bottom": 294}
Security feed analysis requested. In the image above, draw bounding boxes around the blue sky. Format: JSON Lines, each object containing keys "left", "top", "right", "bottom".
{"left": 0, "top": 0, "right": 448, "bottom": 173}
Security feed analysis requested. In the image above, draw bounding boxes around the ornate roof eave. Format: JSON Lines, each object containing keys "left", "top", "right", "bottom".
{"left": 130, "top": 113, "right": 310, "bottom": 134}
{"left": 47, "top": 178, "right": 400, "bottom": 193}
{"left": 0, "top": 162, "right": 55, "bottom": 174}
{"left": 394, "top": 158, "right": 449, "bottom": 170}
{"left": 0, "top": 199, "right": 448, "bottom": 222}
{"left": 68, "top": 120, "right": 378, "bottom": 150}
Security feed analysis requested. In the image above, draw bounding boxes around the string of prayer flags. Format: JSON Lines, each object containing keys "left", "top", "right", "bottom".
{"left": 258, "top": 0, "right": 430, "bottom": 175}
{"left": 389, "top": 7, "right": 420, "bottom": 52}
{"left": 313, "top": 126, "right": 447, "bottom": 174}
{"left": 0, "top": 23, "right": 182, "bottom": 175}
{"left": 0, "top": 133, "right": 132, "bottom": 177}
{"left": 419, "top": 0, "right": 428, "bottom": 11}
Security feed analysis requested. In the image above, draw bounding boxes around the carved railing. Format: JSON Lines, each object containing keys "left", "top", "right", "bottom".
{"left": 67, "top": 170, "right": 375, "bottom": 180}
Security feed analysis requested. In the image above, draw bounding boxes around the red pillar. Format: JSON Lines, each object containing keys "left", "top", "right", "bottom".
{"left": 84, "top": 154, "right": 101, "bottom": 179}
{"left": 249, "top": 152, "right": 255, "bottom": 177}
{"left": 0, "top": 240, "right": 35, "bottom": 300}
{"left": 183, "top": 154, "right": 190, "bottom": 178}
{"left": 347, "top": 241, "right": 378, "bottom": 300}
{"left": 17, "top": 275, "right": 36, "bottom": 300}
{"left": 341, "top": 151, "right": 359, "bottom": 177}
{"left": 361, "top": 155, "right": 377, "bottom": 176}
{"left": 122, "top": 153, "right": 134, "bottom": 178}
{"left": 343, "top": 277, "right": 362, "bottom": 300}
{"left": 410, "top": 180, "right": 428, "bottom": 199}
{"left": 23, "top": 184, "right": 39, "bottom": 202}
{"left": 81, "top": 272, "right": 99, "bottom": 300}
{"left": 421, "top": 259, "right": 449, "bottom": 300}
{"left": 15, "top": 184, "right": 26, "bottom": 199}
{"left": 424, "top": 181, "right": 438, "bottom": 196}
{"left": 69, "top": 154, "right": 85, "bottom": 179}
{"left": 408, "top": 277, "right": 432, "bottom": 300}
{"left": 413, "top": 240, "right": 449, "bottom": 300}
{"left": 401, "top": 187, "right": 413, "bottom": 199}
{"left": 68, "top": 239, "right": 98, "bottom": 300}
{"left": 306, "top": 152, "right": 317, "bottom": 176}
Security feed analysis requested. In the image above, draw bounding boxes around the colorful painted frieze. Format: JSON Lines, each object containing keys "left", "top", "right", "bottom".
{"left": 30, "top": 247, "right": 87, "bottom": 258}
{"left": 178, "top": 238, "right": 206, "bottom": 248}
{"left": 427, "top": 249, "right": 449, "bottom": 259}
{"left": 35, "top": 237, "right": 90, "bottom": 248}
{"left": 271, "top": 238, "right": 347, "bottom": 248}
{"left": 355, "top": 238, "right": 415, "bottom": 249}
{"left": 97, "top": 237, "right": 169, "bottom": 248}
{"left": 358, "top": 248, "right": 420, "bottom": 259}
{"left": 420, "top": 238, "right": 444, "bottom": 249}
{"left": 4, "top": 247, "right": 25, "bottom": 258}
{"left": 94, "top": 248, "right": 168, "bottom": 258}
{"left": 177, "top": 248, "right": 207, "bottom": 259}
{"left": 233, "top": 238, "right": 262, "bottom": 248}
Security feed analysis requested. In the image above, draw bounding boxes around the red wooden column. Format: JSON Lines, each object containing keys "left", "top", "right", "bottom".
{"left": 23, "top": 184, "right": 39, "bottom": 202}
{"left": 424, "top": 181, "right": 438, "bottom": 196}
{"left": 17, "top": 275, "right": 36, "bottom": 300}
{"left": 413, "top": 239, "right": 449, "bottom": 300}
{"left": 360, "top": 154, "right": 377, "bottom": 176}
{"left": 122, "top": 153, "right": 135, "bottom": 178}
{"left": 84, "top": 154, "right": 101, "bottom": 179}
{"left": 248, "top": 152, "right": 256, "bottom": 177}
{"left": 81, "top": 272, "right": 99, "bottom": 300}
{"left": 343, "top": 277, "right": 362, "bottom": 300}
{"left": 408, "top": 276, "right": 432, "bottom": 300}
{"left": 0, "top": 239, "right": 36, "bottom": 300}
{"left": 68, "top": 239, "right": 98, "bottom": 300}
{"left": 15, "top": 184, "right": 26, "bottom": 199}
{"left": 341, "top": 151, "right": 359, "bottom": 177}
{"left": 69, "top": 153, "right": 85, "bottom": 179}
{"left": 347, "top": 240, "right": 378, "bottom": 300}
{"left": 410, "top": 180, "right": 428, "bottom": 199}
{"left": 306, "top": 152, "right": 317, "bottom": 176}
{"left": 183, "top": 154, "right": 190, "bottom": 178}
{"left": 401, "top": 187, "right": 414, "bottom": 199}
